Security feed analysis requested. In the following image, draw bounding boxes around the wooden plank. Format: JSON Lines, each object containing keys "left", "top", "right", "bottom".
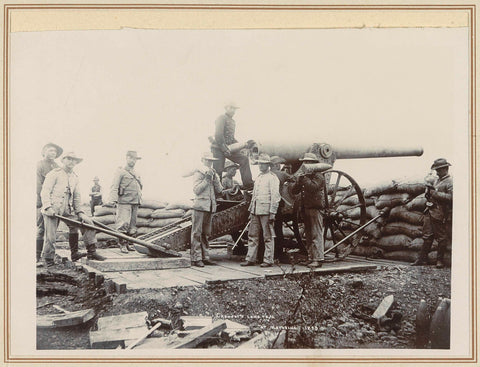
{"left": 126, "top": 322, "right": 163, "bottom": 350}
{"left": 180, "top": 316, "right": 213, "bottom": 330}
{"left": 372, "top": 295, "right": 395, "bottom": 319}
{"left": 97, "top": 311, "right": 148, "bottom": 330}
{"left": 37, "top": 308, "right": 95, "bottom": 328}
{"left": 90, "top": 325, "right": 148, "bottom": 349}
{"left": 86, "top": 256, "right": 190, "bottom": 272}
{"left": 172, "top": 320, "right": 226, "bottom": 348}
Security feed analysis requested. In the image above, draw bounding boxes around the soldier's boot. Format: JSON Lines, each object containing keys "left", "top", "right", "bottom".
{"left": 436, "top": 241, "right": 447, "bottom": 268}
{"left": 69, "top": 233, "right": 87, "bottom": 262}
{"left": 87, "top": 243, "right": 106, "bottom": 261}
{"left": 36, "top": 239, "right": 44, "bottom": 263}
{"left": 411, "top": 240, "right": 431, "bottom": 266}
{"left": 118, "top": 239, "right": 129, "bottom": 254}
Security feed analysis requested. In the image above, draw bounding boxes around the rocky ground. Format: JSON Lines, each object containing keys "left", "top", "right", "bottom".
{"left": 36, "top": 258, "right": 450, "bottom": 350}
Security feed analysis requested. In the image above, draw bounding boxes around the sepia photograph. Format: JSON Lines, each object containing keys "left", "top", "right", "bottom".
{"left": 2, "top": 3, "right": 477, "bottom": 365}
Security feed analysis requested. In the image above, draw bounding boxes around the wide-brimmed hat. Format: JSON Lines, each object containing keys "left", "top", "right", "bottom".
{"left": 202, "top": 152, "right": 219, "bottom": 161}
{"left": 225, "top": 101, "right": 239, "bottom": 109}
{"left": 42, "top": 143, "right": 63, "bottom": 158}
{"left": 93, "top": 176, "right": 99, "bottom": 181}
{"left": 299, "top": 152, "right": 319, "bottom": 162}
{"left": 62, "top": 152, "right": 83, "bottom": 163}
{"left": 271, "top": 155, "right": 286, "bottom": 165}
{"left": 255, "top": 153, "right": 273, "bottom": 164}
{"left": 126, "top": 151, "right": 142, "bottom": 160}
{"left": 431, "top": 158, "right": 451, "bottom": 170}
{"left": 223, "top": 160, "right": 240, "bottom": 171}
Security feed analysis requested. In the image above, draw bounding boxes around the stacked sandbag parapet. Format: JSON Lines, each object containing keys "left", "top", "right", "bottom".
{"left": 326, "top": 177, "right": 451, "bottom": 265}
{"left": 93, "top": 198, "right": 193, "bottom": 242}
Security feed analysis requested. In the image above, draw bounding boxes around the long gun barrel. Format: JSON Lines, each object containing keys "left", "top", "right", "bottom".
{"left": 250, "top": 140, "right": 423, "bottom": 164}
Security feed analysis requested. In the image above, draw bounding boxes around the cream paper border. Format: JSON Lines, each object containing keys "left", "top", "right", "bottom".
{"left": 1, "top": 2, "right": 478, "bottom": 367}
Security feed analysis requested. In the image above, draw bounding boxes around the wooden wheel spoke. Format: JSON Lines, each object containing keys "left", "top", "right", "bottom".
{"left": 330, "top": 173, "right": 342, "bottom": 205}
{"left": 332, "top": 220, "right": 354, "bottom": 247}
{"left": 340, "top": 219, "right": 362, "bottom": 228}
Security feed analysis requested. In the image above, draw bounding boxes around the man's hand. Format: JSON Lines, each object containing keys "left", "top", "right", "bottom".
{"left": 269, "top": 213, "right": 276, "bottom": 223}
{"left": 44, "top": 207, "right": 55, "bottom": 217}
{"left": 205, "top": 169, "right": 214, "bottom": 180}
{"left": 249, "top": 213, "right": 254, "bottom": 221}
{"left": 104, "top": 201, "right": 117, "bottom": 208}
{"left": 79, "top": 213, "right": 93, "bottom": 225}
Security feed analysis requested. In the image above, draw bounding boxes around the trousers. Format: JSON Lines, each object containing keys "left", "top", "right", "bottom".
{"left": 42, "top": 213, "right": 96, "bottom": 261}
{"left": 211, "top": 147, "right": 253, "bottom": 187}
{"left": 304, "top": 208, "right": 325, "bottom": 261}
{"left": 115, "top": 204, "right": 138, "bottom": 235}
{"left": 191, "top": 209, "right": 212, "bottom": 261}
{"left": 245, "top": 215, "right": 274, "bottom": 264}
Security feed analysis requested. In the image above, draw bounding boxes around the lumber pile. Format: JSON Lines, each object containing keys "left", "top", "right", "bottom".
{"left": 93, "top": 199, "right": 193, "bottom": 242}
{"left": 324, "top": 177, "right": 451, "bottom": 265}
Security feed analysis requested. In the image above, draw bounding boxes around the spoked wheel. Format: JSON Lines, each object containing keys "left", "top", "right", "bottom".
{"left": 321, "top": 170, "right": 367, "bottom": 260}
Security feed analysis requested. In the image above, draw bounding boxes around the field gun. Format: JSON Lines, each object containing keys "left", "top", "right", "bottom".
{"left": 135, "top": 139, "right": 423, "bottom": 261}
{"left": 247, "top": 140, "right": 424, "bottom": 257}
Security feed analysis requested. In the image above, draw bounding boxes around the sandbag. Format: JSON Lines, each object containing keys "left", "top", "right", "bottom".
{"left": 150, "top": 208, "right": 185, "bottom": 219}
{"left": 140, "top": 200, "right": 168, "bottom": 210}
{"left": 395, "top": 182, "right": 425, "bottom": 196}
{"left": 93, "top": 215, "right": 115, "bottom": 225}
{"left": 165, "top": 200, "right": 193, "bottom": 211}
{"left": 94, "top": 206, "right": 116, "bottom": 216}
{"left": 383, "top": 250, "right": 418, "bottom": 262}
{"left": 388, "top": 207, "right": 424, "bottom": 225}
{"left": 405, "top": 194, "right": 427, "bottom": 212}
{"left": 352, "top": 245, "right": 384, "bottom": 258}
{"left": 148, "top": 217, "right": 181, "bottom": 228}
{"left": 382, "top": 222, "right": 423, "bottom": 238}
{"left": 375, "top": 193, "right": 410, "bottom": 209}
{"left": 363, "top": 223, "right": 382, "bottom": 239}
{"left": 364, "top": 181, "right": 397, "bottom": 197}
{"left": 137, "top": 208, "right": 154, "bottom": 218}
{"left": 342, "top": 196, "right": 375, "bottom": 207}
{"left": 136, "top": 217, "right": 152, "bottom": 227}
{"left": 96, "top": 232, "right": 118, "bottom": 242}
{"left": 375, "top": 234, "right": 413, "bottom": 251}
{"left": 335, "top": 205, "right": 362, "bottom": 219}
{"left": 408, "top": 238, "right": 452, "bottom": 252}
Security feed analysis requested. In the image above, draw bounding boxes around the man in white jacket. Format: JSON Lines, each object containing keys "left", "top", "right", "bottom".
{"left": 241, "top": 153, "right": 280, "bottom": 267}
{"left": 191, "top": 152, "right": 223, "bottom": 267}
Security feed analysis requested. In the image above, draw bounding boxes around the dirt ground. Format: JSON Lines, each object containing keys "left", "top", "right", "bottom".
{"left": 36, "top": 258, "right": 451, "bottom": 350}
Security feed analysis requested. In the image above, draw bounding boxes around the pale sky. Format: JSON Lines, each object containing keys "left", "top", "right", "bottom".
{"left": 10, "top": 27, "right": 469, "bottom": 202}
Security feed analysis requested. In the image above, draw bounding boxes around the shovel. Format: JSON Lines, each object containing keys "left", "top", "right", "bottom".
{"left": 55, "top": 215, "right": 181, "bottom": 258}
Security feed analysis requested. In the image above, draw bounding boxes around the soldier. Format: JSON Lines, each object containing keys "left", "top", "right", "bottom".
{"left": 191, "top": 152, "right": 223, "bottom": 267}
{"left": 210, "top": 102, "right": 254, "bottom": 190}
{"left": 291, "top": 152, "right": 326, "bottom": 268}
{"left": 36, "top": 142, "right": 63, "bottom": 265}
{"left": 109, "top": 151, "right": 143, "bottom": 253}
{"left": 89, "top": 176, "right": 103, "bottom": 216}
{"left": 270, "top": 155, "right": 291, "bottom": 262}
{"left": 221, "top": 160, "right": 243, "bottom": 201}
{"left": 241, "top": 154, "right": 280, "bottom": 268}
{"left": 412, "top": 158, "right": 453, "bottom": 268}
{"left": 40, "top": 152, "right": 105, "bottom": 267}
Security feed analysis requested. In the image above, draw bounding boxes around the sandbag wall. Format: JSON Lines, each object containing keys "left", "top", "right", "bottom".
{"left": 328, "top": 179, "right": 451, "bottom": 265}
{"left": 93, "top": 199, "right": 193, "bottom": 242}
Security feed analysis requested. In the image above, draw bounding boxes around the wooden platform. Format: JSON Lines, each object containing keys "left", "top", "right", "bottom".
{"left": 55, "top": 247, "right": 381, "bottom": 293}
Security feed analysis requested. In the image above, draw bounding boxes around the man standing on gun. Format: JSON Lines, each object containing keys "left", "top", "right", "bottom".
{"left": 291, "top": 152, "right": 326, "bottom": 268}
{"left": 40, "top": 152, "right": 105, "bottom": 267}
{"left": 241, "top": 153, "right": 280, "bottom": 268}
{"left": 191, "top": 152, "right": 223, "bottom": 267}
{"left": 210, "top": 102, "right": 254, "bottom": 190}
{"left": 412, "top": 158, "right": 453, "bottom": 268}
{"left": 36, "top": 142, "right": 63, "bottom": 266}
{"left": 109, "top": 151, "right": 143, "bottom": 253}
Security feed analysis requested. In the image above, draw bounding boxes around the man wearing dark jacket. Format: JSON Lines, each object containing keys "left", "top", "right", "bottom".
{"left": 291, "top": 152, "right": 326, "bottom": 268}
{"left": 412, "top": 158, "right": 453, "bottom": 268}
{"left": 211, "top": 102, "right": 253, "bottom": 189}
